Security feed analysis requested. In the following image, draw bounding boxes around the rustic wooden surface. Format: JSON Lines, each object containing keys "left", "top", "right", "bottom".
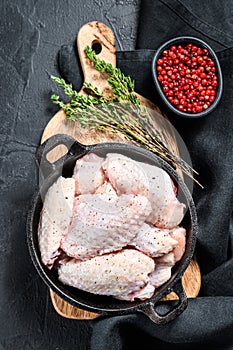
{"left": 41, "top": 21, "right": 201, "bottom": 320}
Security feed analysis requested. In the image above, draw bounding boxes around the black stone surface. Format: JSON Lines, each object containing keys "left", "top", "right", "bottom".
{"left": 0, "top": 1, "right": 139, "bottom": 349}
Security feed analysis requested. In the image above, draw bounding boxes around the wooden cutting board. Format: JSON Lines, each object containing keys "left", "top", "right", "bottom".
{"left": 41, "top": 21, "right": 201, "bottom": 320}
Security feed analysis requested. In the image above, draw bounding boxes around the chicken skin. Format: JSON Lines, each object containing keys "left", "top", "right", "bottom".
{"left": 129, "top": 223, "right": 180, "bottom": 257}
{"left": 73, "top": 153, "right": 105, "bottom": 195}
{"left": 38, "top": 177, "right": 75, "bottom": 268}
{"left": 102, "top": 153, "right": 185, "bottom": 228}
{"left": 58, "top": 249, "right": 155, "bottom": 299}
{"left": 61, "top": 192, "right": 151, "bottom": 260}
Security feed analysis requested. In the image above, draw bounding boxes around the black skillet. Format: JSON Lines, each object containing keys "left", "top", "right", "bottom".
{"left": 27, "top": 133, "right": 198, "bottom": 325}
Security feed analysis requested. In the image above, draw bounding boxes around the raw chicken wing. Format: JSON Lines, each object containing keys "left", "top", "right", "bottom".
{"left": 38, "top": 177, "right": 75, "bottom": 268}
{"left": 170, "top": 227, "right": 186, "bottom": 262}
{"left": 61, "top": 193, "right": 151, "bottom": 260}
{"left": 155, "top": 227, "right": 186, "bottom": 265}
{"left": 116, "top": 283, "right": 155, "bottom": 301}
{"left": 129, "top": 223, "right": 179, "bottom": 257}
{"left": 103, "top": 153, "right": 185, "bottom": 228}
{"left": 149, "top": 264, "right": 172, "bottom": 288}
{"left": 156, "top": 252, "right": 176, "bottom": 265}
{"left": 102, "top": 153, "right": 149, "bottom": 196}
{"left": 73, "top": 153, "right": 105, "bottom": 195}
{"left": 58, "top": 249, "right": 155, "bottom": 300}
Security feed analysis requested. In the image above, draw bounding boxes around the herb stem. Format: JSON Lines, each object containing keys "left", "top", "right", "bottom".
{"left": 50, "top": 47, "right": 201, "bottom": 186}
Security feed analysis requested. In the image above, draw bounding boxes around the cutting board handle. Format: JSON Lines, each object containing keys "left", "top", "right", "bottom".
{"left": 77, "top": 21, "right": 116, "bottom": 89}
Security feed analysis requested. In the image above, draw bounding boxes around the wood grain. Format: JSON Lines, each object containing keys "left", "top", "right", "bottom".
{"left": 50, "top": 290, "right": 101, "bottom": 320}
{"left": 41, "top": 21, "right": 201, "bottom": 320}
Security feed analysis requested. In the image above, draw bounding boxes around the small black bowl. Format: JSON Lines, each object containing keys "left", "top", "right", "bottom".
{"left": 152, "top": 36, "right": 223, "bottom": 118}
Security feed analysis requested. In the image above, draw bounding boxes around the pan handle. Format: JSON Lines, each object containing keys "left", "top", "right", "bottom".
{"left": 138, "top": 279, "right": 187, "bottom": 325}
{"left": 36, "top": 134, "right": 88, "bottom": 179}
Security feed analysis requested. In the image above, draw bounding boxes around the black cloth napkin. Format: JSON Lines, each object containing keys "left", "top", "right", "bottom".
{"left": 58, "top": 30, "right": 233, "bottom": 347}
{"left": 136, "top": 0, "right": 233, "bottom": 291}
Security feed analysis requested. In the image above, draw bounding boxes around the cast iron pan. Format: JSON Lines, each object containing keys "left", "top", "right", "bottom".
{"left": 27, "top": 134, "right": 198, "bottom": 325}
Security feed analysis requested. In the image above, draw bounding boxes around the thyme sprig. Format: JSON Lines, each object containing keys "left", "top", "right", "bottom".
{"left": 85, "top": 45, "right": 140, "bottom": 105}
{"left": 50, "top": 46, "right": 200, "bottom": 185}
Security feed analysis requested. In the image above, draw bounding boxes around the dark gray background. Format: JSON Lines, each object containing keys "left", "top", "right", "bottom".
{"left": 0, "top": 1, "right": 139, "bottom": 349}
